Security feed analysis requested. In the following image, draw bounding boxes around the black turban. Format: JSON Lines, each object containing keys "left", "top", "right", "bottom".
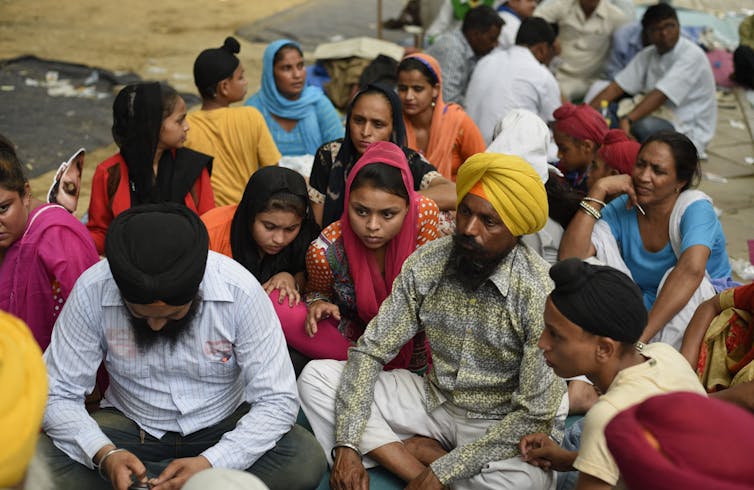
{"left": 105, "top": 203, "right": 209, "bottom": 306}
{"left": 550, "top": 258, "right": 647, "bottom": 343}
{"left": 193, "top": 37, "right": 241, "bottom": 94}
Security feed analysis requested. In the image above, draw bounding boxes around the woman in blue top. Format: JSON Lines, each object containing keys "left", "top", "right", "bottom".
{"left": 560, "top": 131, "right": 731, "bottom": 350}
{"left": 245, "top": 39, "right": 344, "bottom": 157}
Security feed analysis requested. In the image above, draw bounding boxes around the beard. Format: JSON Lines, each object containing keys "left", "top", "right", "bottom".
{"left": 445, "top": 234, "right": 513, "bottom": 291}
{"left": 127, "top": 295, "right": 201, "bottom": 351}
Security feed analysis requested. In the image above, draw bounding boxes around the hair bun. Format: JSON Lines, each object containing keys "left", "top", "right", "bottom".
{"left": 549, "top": 257, "right": 591, "bottom": 293}
{"left": 222, "top": 36, "right": 241, "bottom": 55}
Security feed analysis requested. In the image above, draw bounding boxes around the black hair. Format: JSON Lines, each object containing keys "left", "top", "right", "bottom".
{"left": 641, "top": 2, "right": 678, "bottom": 31}
{"left": 273, "top": 43, "right": 303, "bottom": 65}
{"left": 396, "top": 58, "right": 439, "bottom": 86}
{"left": 462, "top": 5, "right": 504, "bottom": 34}
{"left": 160, "top": 83, "right": 179, "bottom": 120}
{"left": 261, "top": 191, "right": 308, "bottom": 217}
{"left": 0, "top": 133, "right": 27, "bottom": 196}
{"left": 641, "top": 131, "right": 700, "bottom": 191}
{"left": 516, "top": 17, "right": 557, "bottom": 46}
{"left": 195, "top": 37, "right": 241, "bottom": 100}
{"left": 350, "top": 162, "right": 409, "bottom": 203}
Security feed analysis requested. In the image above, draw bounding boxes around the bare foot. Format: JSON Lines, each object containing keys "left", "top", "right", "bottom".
{"left": 403, "top": 436, "right": 448, "bottom": 465}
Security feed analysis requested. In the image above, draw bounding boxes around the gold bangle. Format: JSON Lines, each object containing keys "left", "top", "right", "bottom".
{"left": 583, "top": 196, "right": 606, "bottom": 208}
{"left": 579, "top": 201, "right": 602, "bottom": 220}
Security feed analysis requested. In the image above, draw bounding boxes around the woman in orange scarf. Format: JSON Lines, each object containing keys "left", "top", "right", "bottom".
{"left": 397, "top": 53, "right": 485, "bottom": 181}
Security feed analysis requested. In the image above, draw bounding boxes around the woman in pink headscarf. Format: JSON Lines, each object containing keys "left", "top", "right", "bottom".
{"left": 284, "top": 141, "right": 440, "bottom": 372}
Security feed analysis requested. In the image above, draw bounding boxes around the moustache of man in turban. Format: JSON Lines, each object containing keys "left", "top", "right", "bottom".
{"left": 447, "top": 152, "right": 548, "bottom": 290}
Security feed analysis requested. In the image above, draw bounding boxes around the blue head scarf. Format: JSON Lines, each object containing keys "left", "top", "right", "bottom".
{"left": 245, "top": 39, "right": 323, "bottom": 154}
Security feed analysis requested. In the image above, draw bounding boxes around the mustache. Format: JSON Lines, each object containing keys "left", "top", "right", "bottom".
{"left": 452, "top": 234, "right": 485, "bottom": 254}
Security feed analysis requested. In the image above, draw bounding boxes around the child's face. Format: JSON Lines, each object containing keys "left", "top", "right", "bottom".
{"left": 554, "top": 130, "right": 593, "bottom": 172}
{"left": 158, "top": 97, "right": 189, "bottom": 150}
{"left": 223, "top": 64, "right": 248, "bottom": 103}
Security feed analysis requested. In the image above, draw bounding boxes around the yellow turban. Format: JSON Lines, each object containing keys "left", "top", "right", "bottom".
{"left": 0, "top": 311, "right": 48, "bottom": 487}
{"left": 456, "top": 153, "right": 548, "bottom": 236}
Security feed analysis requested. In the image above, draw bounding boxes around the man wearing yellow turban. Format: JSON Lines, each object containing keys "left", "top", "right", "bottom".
{"left": 299, "top": 152, "right": 564, "bottom": 490}
{"left": 0, "top": 311, "right": 48, "bottom": 489}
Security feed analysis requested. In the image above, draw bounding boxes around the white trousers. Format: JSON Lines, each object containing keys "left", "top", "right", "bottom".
{"left": 298, "top": 359, "right": 556, "bottom": 490}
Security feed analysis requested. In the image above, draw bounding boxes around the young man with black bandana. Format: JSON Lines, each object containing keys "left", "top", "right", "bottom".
{"left": 519, "top": 257, "right": 705, "bottom": 490}
{"left": 39, "top": 203, "right": 326, "bottom": 490}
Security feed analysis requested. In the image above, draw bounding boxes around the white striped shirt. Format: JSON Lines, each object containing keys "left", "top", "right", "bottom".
{"left": 42, "top": 252, "right": 298, "bottom": 470}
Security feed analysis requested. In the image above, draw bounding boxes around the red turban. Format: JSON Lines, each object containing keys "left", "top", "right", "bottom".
{"left": 597, "top": 129, "right": 640, "bottom": 175}
{"left": 606, "top": 392, "right": 754, "bottom": 490}
{"left": 553, "top": 103, "right": 608, "bottom": 144}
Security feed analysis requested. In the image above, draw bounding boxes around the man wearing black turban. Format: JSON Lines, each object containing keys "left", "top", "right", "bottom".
{"left": 518, "top": 258, "right": 705, "bottom": 490}
{"left": 40, "top": 203, "right": 326, "bottom": 490}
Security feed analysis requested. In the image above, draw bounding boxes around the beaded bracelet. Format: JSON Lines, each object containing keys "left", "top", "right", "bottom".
{"left": 582, "top": 196, "right": 606, "bottom": 208}
{"left": 96, "top": 448, "right": 128, "bottom": 480}
{"left": 579, "top": 201, "right": 602, "bottom": 220}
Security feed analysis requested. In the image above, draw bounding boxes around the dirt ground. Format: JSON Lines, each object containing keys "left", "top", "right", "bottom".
{"left": 0, "top": 0, "right": 307, "bottom": 213}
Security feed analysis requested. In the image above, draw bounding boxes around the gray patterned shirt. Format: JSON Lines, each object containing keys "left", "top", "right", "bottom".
{"left": 334, "top": 237, "right": 566, "bottom": 484}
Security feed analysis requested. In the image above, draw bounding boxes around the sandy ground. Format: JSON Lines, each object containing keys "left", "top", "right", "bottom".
{"left": 0, "top": 0, "right": 307, "bottom": 211}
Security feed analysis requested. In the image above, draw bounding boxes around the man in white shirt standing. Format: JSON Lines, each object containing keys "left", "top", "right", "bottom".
{"left": 39, "top": 203, "right": 326, "bottom": 490}
{"left": 466, "top": 17, "right": 563, "bottom": 144}
{"left": 589, "top": 3, "right": 716, "bottom": 154}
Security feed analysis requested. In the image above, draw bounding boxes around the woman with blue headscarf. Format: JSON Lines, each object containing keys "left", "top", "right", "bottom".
{"left": 245, "top": 40, "right": 344, "bottom": 157}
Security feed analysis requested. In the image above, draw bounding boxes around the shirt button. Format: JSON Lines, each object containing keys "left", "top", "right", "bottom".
{"left": 469, "top": 298, "right": 477, "bottom": 305}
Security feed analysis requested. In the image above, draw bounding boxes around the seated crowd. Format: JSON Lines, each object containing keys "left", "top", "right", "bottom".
{"left": 3, "top": 2, "right": 754, "bottom": 490}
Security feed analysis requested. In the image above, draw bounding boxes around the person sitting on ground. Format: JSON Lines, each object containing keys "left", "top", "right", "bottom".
{"left": 309, "top": 83, "right": 456, "bottom": 228}
{"left": 534, "top": 0, "right": 629, "bottom": 101}
{"left": 397, "top": 53, "right": 485, "bottom": 182}
{"left": 0, "top": 310, "right": 50, "bottom": 490}
{"left": 680, "top": 282, "right": 754, "bottom": 412}
{"left": 605, "top": 392, "right": 754, "bottom": 490}
{"left": 87, "top": 82, "right": 215, "bottom": 255}
{"left": 589, "top": 3, "right": 716, "bottom": 154}
{"left": 519, "top": 257, "right": 706, "bottom": 490}
{"left": 40, "top": 203, "right": 326, "bottom": 490}
{"left": 497, "top": 0, "right": 539, "bottom": 49}
{"left": 425, "top": 5, "right": 503, "bottom": 106}
{"left": 246, "top": 39, "right": 344, "bottom": 159}
{"left": 0, "top": 134, "right": 98, "bottom": 351}
{"left": 552, "top": 102, "right": 609, "bottom": 192}
{"left": 585, "top": 128, "right": 640, "bottom": 191}
{"left": 299, "top": 152, "right": 565, "bottom": 490}
{"left": 288, "top": 141, "right": 438, "bottom": 372}
{"left": 185, "top": 37, "right": 281, "bottom": 206}
{"left": 559, "top": 131, "right": 732, "bottom": 349}
{"left": 201, "top": 165, "right": 319, "bottom": 322}
{"left": 466, "top": 17, "right": 562, "bottom": 143}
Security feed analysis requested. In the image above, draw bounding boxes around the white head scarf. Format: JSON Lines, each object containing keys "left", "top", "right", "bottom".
{"left": 486, "top": 109, "right": 559, "bottom": 184}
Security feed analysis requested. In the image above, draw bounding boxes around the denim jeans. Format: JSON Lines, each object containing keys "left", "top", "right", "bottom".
{"left": 556, "top": 417, "right": 584, "bottom": 490}
{"left": 39, "top": 404, "right": 326, "bottom": 490}
{"left": 630, "top": 116, "right": 675, "bottom": 143}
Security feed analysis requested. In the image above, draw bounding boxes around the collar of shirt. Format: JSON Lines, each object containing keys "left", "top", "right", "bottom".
{"left": 572, "top": 0, "right": 610, "bottom": 22}
{"left": 100, "top": 252, "right": 236, "bottom": 307}
{"left": 485, "top": 242, "right": 525, "bottom": 298}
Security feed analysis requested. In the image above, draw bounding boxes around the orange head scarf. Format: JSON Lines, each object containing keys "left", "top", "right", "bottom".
{"left": 400, "top": 53, "right": 474, "bottom": 180}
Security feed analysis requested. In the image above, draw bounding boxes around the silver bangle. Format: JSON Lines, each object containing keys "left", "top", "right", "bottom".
{"left": 331, "top": 443, "right": 364, "bottom": 461}
{"left": 583, "top": 196, "right": 606, "bottom": 208}
{"left": 96, "top": 448, "right": 128, "bottom": 480}
{"left": 579, "top": 201, "right": 602, "bottom": 220}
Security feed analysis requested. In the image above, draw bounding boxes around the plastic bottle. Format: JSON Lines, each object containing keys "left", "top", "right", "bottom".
{"left": 600, "top": 100, "right": 611, "bottom": 127}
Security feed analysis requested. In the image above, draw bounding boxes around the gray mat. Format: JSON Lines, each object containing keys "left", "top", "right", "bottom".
{"left": 236, "top": 0, "right": 414, "bottom": 52}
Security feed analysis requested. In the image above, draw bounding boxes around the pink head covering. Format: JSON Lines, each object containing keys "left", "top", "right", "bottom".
{"left": 553, "top": 103, "right": 608, "bottom": 144}
{"left": 606, "top": 392, "right": 754, "bottom": 490}
{"left": 341, "top": 141, "right": 419, "bottom": 323}
{"left": 597, "top": 129, "right": 640, "bottom": 175}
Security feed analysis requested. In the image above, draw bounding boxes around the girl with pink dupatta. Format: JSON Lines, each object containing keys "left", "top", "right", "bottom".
{"left": 282, "top": 141, "right": 439, "bottom": 372}
{"left": 0, "top": 135, "right": 99, "bottom": 351}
